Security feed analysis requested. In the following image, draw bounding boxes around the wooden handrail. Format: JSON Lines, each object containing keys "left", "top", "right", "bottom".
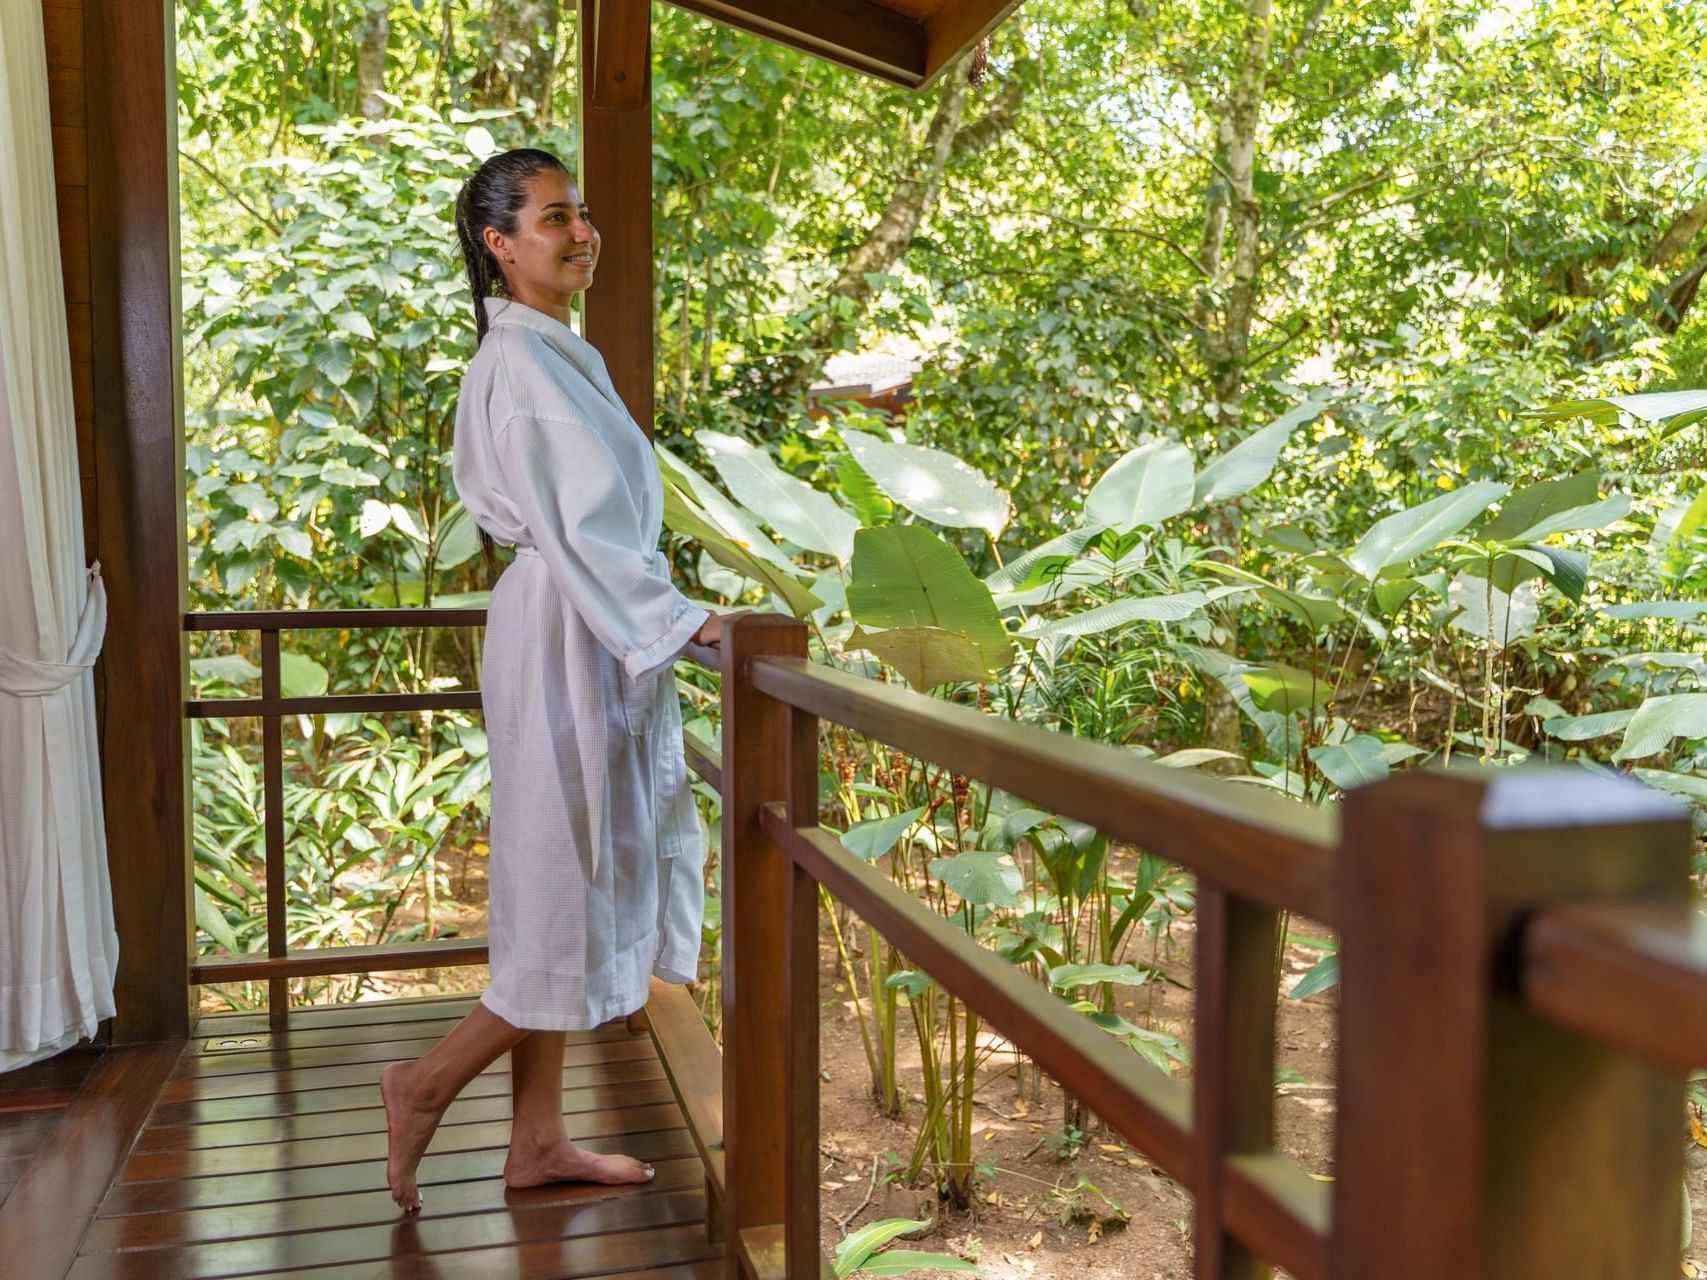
{"left": 747, "top": 654, "right": 1338, "bottom": 920}
{"left": 186, "top": 608, "right": 489, "bottom": 631}
{"left": 190, "top": 939, "right": 488, "bottom": 983}
{"left": 1523, "top": 900, "right": 1707, "bottom": 1072}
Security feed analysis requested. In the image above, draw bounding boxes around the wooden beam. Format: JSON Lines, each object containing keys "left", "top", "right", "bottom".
{"left": 579, "top": 0, "right": 657, "bottom": 437}
{"left": 663, "top": 0, "right": 927, "bottom": 88}
{"left": 918, "top": 0, "right": 1024, "bottom": 88}
{"left": 86, "top": 0, "right": 193, "bottom": 1042}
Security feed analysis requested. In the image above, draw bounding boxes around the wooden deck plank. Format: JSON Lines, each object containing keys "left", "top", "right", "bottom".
{"left": 157, "top": 1037, "right": 657, "bottom": 1103}
{"left": 120, "top": 1103, "right": 688, "bottom": 1182}
{"left": 0, "top": 1042, "right": 181, "bottom": 1280}
{"left": 135, "top": 1077, "right": 679, "bottom": 1152}
{"left": 172, "top": 1025, "right": 638, "bottom": 1080}
{"left": 145, "top": 1058, "right": 667, "bottom": 1128}
{"left": 83, "top": 1155, "right": 706, "bottom": 1251}
{"left": 98, "top": 1128, "right": 700, "bottom": 1217}
{"left": 150, "top": 1221, "right": 723, "bottom": 1280}
{"left": 0, "top": 1110, "right": 57, "bottom": 1158}
{"left": 66, "top": 1187, "right": 708, "bottom": 1279}
{"left": 194, "top": 996, "right": 480, "bottom": 1038}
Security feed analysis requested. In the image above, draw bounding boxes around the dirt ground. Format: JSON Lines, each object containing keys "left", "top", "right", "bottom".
{"left": 223, "top": 852, "right": 1707, "bottom": 1276}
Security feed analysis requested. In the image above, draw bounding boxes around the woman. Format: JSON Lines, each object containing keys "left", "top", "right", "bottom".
{"left": 380, "top": 147, "right": 721, "bottom": 1213}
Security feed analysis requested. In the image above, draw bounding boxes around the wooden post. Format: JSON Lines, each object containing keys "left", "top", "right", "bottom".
{"left": 1192, "top": 883, "right": 1278, "bottom": 1279}
{"left": 85, "top": 0, "right": 192, "bottom": 1041}
{"left": 1333, "top": 769, "right": 1690, "bottom": 1279}
{"left": 784, "top": 701, "right": 821, "bottom": 1277}
{"left": 720, "top": 614, "right": 810, "bottom": 1278}
{"left": 578, "top": 0, "right": 655, "bottom": 437}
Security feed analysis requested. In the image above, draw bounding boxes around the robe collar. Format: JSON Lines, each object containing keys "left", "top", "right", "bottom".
{"left": 483, "top": 297, "right": 626, "bottom": 416}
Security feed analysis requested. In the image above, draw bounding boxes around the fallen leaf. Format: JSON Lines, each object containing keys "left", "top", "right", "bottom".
{"left": 1098, "top": 1144, "right": 1124, "bottom": 1153}
{"left": 1691, "top": 1113, "right": 1707, "bottom": 1148}
{"left": 1087, "top": 1221, "right": 1103, "bottom": 1244}
{"left": 1028, "top": 1231, "right": 1043, "bottom": 1249}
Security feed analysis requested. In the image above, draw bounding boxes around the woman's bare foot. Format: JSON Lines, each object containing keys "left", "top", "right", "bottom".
{"left": 381, "top": 1062, "right": 445, "bottom": 1212}
{"left": 503, "top": 1135, "right": 657, "bottom": 1189}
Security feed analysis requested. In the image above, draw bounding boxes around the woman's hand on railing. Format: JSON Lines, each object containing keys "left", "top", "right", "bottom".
{"left": 692, "top": 611, "right": 725, "bottom": 648}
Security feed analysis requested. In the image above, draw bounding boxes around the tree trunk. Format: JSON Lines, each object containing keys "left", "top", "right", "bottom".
{"left": 472, "top": 0, "right": 562, "bottom": 112}
{"left": 1193, "top": 0, "right": 1275, "bottom": 757}
{"left": 357, "top": 0, "right": 390, "bottom": 122}
{"left": 765, "top": 56, "right": 1025, "bottom": 405}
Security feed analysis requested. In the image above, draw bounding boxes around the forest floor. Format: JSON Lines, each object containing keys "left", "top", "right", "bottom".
{"left": 211, "top": 852, "right": 1707, "bottom": 1277}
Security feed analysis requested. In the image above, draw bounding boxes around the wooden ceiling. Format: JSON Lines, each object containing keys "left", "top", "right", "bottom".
{"left": 662, "top": 0, "right": 1025, "bottom": 89}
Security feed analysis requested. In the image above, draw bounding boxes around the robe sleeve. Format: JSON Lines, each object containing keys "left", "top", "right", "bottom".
{"left": 496, "top": 411, "right": 708, "bottom": 681}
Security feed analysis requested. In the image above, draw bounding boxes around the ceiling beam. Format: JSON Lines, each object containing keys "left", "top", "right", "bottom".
{"left": 918, "top": 0, "right": 1026, "bottom": 89}
{"left": 662, "top": 0, "right": 929, "bottom": 88}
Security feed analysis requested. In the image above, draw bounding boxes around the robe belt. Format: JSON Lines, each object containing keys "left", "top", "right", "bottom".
{"left": 0, "top": 563, "right": 107, "bottom": 696}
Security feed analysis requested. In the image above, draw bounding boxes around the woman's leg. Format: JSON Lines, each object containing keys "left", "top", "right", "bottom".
{"left": 381, "top": 1002, "right": 528, "bottom": 1211}
{"left": 502, "top": 1029, "right": 657, "bottom": 1188}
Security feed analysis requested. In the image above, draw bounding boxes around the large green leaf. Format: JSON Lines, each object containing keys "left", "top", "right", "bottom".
{"left": 1308, "top": 735, "right": 1390, "bottom": 790}
{"left": 839, "top": 429, "right": 1010, "bottom": 536}
{"left": 656, "top": 446, "right": 799, "bottom": 574}
{"left": 839, "top": 807, "right": 926, "bottom": 862}
{"left": 1193, "top": 392, "right": 1327, "bottom": 505}
{"left": 1480, "top": 468, "right": 1600, "bottom": 542}
{"left": 834, "top": 1220, "right": 931, "bottom": 1279}
{"left": 851, "top": 1250, "right": 977, "bottom": 1276}
{"left": 190, "top": 654, "right": 263, "bottom": 686}
{"left": 434, "top": 503, "right": 481, "bottom": 572}
{"left": 928, "top": 851, "right": 1023, "bottom": 908}
{"left": 1602, "top": 601, "right": 1707, "bottom": 621}
{"left": 1085, "top": 440, "right": 1195, "bottom": 531}
{"left": 1542, "top": 709, "right": 1636, "bottom": 741}
{"left": 697, "top": 431, "right": 859, "bottom": 562}
{"left": 1505, "top": 496, "right": 1630, "bottom": 543}
{"left": 280, "top": 652, "right": 329, "bottom": 698}
{"left": 1662, "top": 485, "right": 1707, "bottom": 576}
{"left": 846, "top": 525, "right": 1011, "bottom": 669}
{"left": 1047, "top": 962, "right": 1152, "bottom": 991}
{"left": 1447, "top": 573, "right": 1538, "bottom": 647}
{"left": 1613, "top": 694, "right": 1707, "bottom": 762}
{"left": 984, "top": 525, "right": 1103, "bottom": 594}
{"left": 1239, "top": 662, "right": 1331, "bottom": 714}
{"left": 1349, "top": 481, "right": 1509, "bottom": 578}
{"left": 1033, "top": 591, "right": 1210, "bottom": 639}
{"left": 1535, "top": 390, "right": 1707, "bottom": 438}
{"left": 847, "top": 625, "right": 994, "bottom": 691}
{"left": 1289, "top": 953, "right": 1341, "bottom": 1001}
{"left": 661, "top": 480, "right": 823, "bottom": 618}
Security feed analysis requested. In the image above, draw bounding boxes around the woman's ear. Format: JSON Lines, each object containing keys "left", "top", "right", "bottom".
{"left": 482, "top": 225, "right": 510, "bottom": 264}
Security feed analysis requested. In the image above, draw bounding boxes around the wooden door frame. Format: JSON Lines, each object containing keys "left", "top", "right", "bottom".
{"left": 78, "top": 0, "right": 192, "bottom": 1042}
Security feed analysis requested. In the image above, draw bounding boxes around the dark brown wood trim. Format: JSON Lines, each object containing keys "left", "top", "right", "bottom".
{"left": 0, "top": 1041, "right": 180, "bottom": 1280}
{"left": 747, "top": 655, "right": 1337, "bottom": 918}
{"left": 664, "top": 0, "right": 926, "bottom": 87}
{"left": 189, "top": 940, "right": 489, "bottom": 984}
{"left": 1524, "top": 900, "right": 1707, "bottom": 1072}
{"left": 87, "top": 0, "right": 192, "bottom": 1042}
{"left": 918, "top": 0, "right": 1025, "bottom": 88}
{"left": 185, "top": 608, "right": 488, "bottom": 632}
{"left": 579, "top": 0, "right": 657, "bottom": 437}
{"left": 185, "top": 691, "right": 485, "bottom": 718}
{"left": 643, "top": 982, "right": 726, "bottom": 1232}
{"left": 1223, "top": 1153, "right": 1330, "bottom": 1280}
{"left": 683, "top": 731, "right": 721, "bottom": 792}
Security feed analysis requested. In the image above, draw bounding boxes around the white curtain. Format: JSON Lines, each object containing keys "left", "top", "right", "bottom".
{"left": 0, "top": 3, "right": 119, "bottom": 1071}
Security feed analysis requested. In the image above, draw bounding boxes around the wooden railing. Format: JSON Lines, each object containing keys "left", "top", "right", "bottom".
{"left": 696, "top": 613, "right": 1698, "bottom": 1280}
{"left": 184, "top": 609, "right": 492, "bottom": 1022}
{"left": 183, "top": 606, "right": 1706, "bottom": 1276}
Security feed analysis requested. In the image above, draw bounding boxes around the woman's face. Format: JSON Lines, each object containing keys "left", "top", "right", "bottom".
{"left": 484, "top": 168, "right": 600, "bottom": 311}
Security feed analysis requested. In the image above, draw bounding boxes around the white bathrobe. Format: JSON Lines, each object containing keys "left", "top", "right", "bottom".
{"left": 453, "top": 297, "right": 709, "bottom": 1031}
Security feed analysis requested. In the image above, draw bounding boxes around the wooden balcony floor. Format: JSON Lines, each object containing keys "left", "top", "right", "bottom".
{"left": 0, "top": 996, "right": 719, "bottom": 1280}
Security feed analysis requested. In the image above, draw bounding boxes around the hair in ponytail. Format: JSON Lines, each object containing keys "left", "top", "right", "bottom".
{"left": 455, "top": 148, "right": 568, "bottom": 570}
{"left": 454, "top": 147, "right": 570, "bottom": 342}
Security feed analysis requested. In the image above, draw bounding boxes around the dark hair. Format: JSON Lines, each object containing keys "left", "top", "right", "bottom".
{"left": 454, "top": 147, "right": 570, "bottom": 341}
